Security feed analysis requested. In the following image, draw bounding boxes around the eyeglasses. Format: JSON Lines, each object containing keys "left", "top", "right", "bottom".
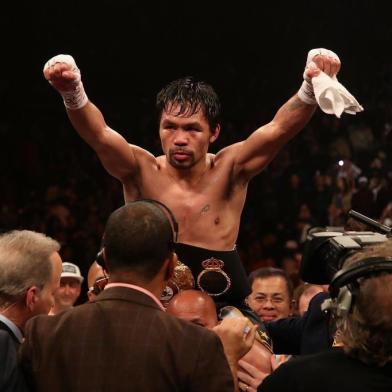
{"left": 250, "top": 295, "right": 288, "bottom": 305}
{"left": 88, "top": 275, "right": 109, "bottom": 296}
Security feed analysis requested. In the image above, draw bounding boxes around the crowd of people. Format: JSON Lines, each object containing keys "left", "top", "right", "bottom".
{"left": 1, "top": 202, "right": 392, "bottom": 391}
{"left": 0, "top": 44, "right": 392, "bottom": 391}
{"left": 1, "top": 62, "right": 392, "bottom": 302}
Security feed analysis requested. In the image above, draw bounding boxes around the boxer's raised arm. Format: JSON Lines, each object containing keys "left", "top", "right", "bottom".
{"left": 228, "top": 49, "right": 341, "bottom": 182}
{"left": 43, "top": 55, "right": 147, "bottom": 181}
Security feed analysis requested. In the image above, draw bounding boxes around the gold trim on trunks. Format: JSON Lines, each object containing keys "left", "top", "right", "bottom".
{"left": 160, "top": 259, "right": 195, "bottom": 306}
{"left": 197, "top": 257, "right": 231, "bottom": 297}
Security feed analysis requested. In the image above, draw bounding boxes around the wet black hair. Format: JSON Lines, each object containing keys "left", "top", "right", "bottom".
{"left": 156, "top": 76, "right": 221, "bottom": 131}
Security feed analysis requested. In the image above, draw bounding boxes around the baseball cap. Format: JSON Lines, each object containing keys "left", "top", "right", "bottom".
{"left": 61, "top": 262, "right": 84, "bottom": 283}
{"left": 358, "top": 176, "right": 368, "bottom": 185}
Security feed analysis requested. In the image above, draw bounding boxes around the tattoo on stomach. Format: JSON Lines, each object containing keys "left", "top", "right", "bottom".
{"left": 200, "top": 204, "right": 210, "bottom": 214}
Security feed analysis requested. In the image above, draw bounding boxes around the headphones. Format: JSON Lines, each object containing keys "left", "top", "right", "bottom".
{"left": 95, "top": 199, "right": 179, "bottom": 270}
{"left": 141, "top": 199, "right": 178, "bottom": 247}
{"left": 96, "top": 248, "right": 106, "bottom": 269}
{"left": 322, "top": 257, "right": 392, "bottom": 318}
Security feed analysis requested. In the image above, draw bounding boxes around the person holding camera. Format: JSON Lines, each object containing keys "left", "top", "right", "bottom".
{"left": 259, "top": 239, "right": 392, "bottom": 392}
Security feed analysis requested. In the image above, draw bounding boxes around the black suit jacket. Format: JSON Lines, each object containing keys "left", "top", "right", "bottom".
{"left": 20, "top": 286, "right": 234, "bottom": 392}
{"left": 0, "top": 320, "right": 20, "bottom": 349}
{"left": 266, "top": 292, "right": 332, "bottom": 355}
{"left": 260, "top": 348, "right": 392, "bottom": 392}
{"left": 0, "top": 330, "right": 28, "bottom": 392}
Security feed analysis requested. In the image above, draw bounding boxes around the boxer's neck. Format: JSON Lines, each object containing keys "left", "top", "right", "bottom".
{"left": 166, "top": 155, "right": 212, "bottom": 184}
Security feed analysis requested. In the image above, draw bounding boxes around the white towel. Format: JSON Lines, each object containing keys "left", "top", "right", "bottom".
{"left": 312, "top": 72, "right": 364, "bottom": 118}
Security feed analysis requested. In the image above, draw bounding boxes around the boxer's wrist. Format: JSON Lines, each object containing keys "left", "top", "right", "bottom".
{"left": 61, "top": 82, "right": 88, "bottom": 110}
{"left": 297, "top": 80, "right": 316, "bottom": 105}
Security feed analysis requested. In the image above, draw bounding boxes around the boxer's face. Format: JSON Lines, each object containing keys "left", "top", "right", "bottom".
{"left": 159, "top": 104, "right": 219, "bottom": 169}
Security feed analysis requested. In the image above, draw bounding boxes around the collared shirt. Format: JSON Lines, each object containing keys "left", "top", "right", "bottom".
{"left": 105, "top": 283, "right": 165, "bottom": 311}
{"left": 0, "top": 313, "right": 24, "bottom": 344}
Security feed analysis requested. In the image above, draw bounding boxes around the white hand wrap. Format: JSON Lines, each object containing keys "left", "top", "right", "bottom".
{"left": 43, "top": 54, "right": 88, "bottom": 110}
{"left": 297, "top": 48, "right": 340, "bottom": 105}
{"left": 298, "top": 79, "right": 317, "bottom": 105}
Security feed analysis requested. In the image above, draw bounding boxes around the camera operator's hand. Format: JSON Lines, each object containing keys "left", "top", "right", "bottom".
{"left": 238, "top": 359, "right": 270, "bottom": 392}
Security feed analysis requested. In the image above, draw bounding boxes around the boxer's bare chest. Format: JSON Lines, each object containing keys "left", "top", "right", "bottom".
{"left": 123, "top": 156, "right": 247, "bottom": 248}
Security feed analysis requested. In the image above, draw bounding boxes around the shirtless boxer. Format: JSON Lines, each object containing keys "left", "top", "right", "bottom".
{"left": 43, "top": 49, "right": 340, "bottom": 306}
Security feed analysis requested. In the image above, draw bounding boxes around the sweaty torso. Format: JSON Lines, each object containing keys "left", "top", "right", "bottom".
{"left": 123, "top": 152, "right": 248, "bottom": 251}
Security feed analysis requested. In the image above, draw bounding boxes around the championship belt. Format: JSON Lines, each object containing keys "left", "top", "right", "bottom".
{"left": 218, "top": 305, "right": 273, "bottom": 353}
{"left": 173, "top": 243, "right": 251, "bottom": 305}
{"left": 160, "top": 259, "right": 195, "bottom": 307}
{"left": 197, "top": 257, "right": 231, "bottom": 297}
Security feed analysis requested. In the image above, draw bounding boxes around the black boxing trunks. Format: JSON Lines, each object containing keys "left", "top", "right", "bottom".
{"left": 174, "top": 243, "right": 251, "bottom": 307}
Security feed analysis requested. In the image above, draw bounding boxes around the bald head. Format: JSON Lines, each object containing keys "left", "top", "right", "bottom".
{"left": 166, "top": 290, "right": 218, "bottom": 329}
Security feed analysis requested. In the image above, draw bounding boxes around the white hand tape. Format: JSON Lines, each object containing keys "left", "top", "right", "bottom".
{"left": 298, "top": 48, "right": 340, "bottom": 105}
{"left": 44, "top": 54, "right": 88, "bottom": 110}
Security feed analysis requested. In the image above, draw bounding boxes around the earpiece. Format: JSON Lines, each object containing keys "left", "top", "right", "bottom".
{"left": 95, "top": 199, "right": 179, "bottom": 270}
{"left": 325, "top": 257, "right": 392, "bottom": 317}
{"left": 141, "top": 199, "right": 178, "bottom": 246}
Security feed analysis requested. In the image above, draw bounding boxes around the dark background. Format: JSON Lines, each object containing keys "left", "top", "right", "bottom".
{"left": 1, "top": 1, "right": 391, "bottom": 299}
{"left": 2, "top": 1, "right": 390, "bottom": 122}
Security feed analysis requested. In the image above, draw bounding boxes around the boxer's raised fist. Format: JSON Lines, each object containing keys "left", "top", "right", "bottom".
{"left": 298, "top": 48, "right": 341, "bottom": 105}
{"left": 304, "top": 48, "right": 341, "bottom": 80}
{"left": 43, "top": 54, "right": 88, "bottom": 110}
{"left": 43, "top": 54, "right": 82, "bottom": 92}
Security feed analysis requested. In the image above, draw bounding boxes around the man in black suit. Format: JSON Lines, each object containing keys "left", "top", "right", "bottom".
{"left": 20, "top": 200, "right": 254, "bottom": 391}
{"left": 0, "top": 230, "right": 63, "bottom": 391}
{"left": 265, "top": 291, "right": 332, "bottom": 355}
{"left": 0, "top": 330, "right": 27, "bottom": 391}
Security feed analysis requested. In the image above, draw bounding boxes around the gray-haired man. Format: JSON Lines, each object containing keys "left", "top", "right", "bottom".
{"left": 0, "top": 230, "right": 62, "bottom": 391}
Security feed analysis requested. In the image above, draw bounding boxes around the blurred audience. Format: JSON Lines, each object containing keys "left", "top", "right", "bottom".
{"left": 293, "top": 283, "right": 324, "bottom": 316}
